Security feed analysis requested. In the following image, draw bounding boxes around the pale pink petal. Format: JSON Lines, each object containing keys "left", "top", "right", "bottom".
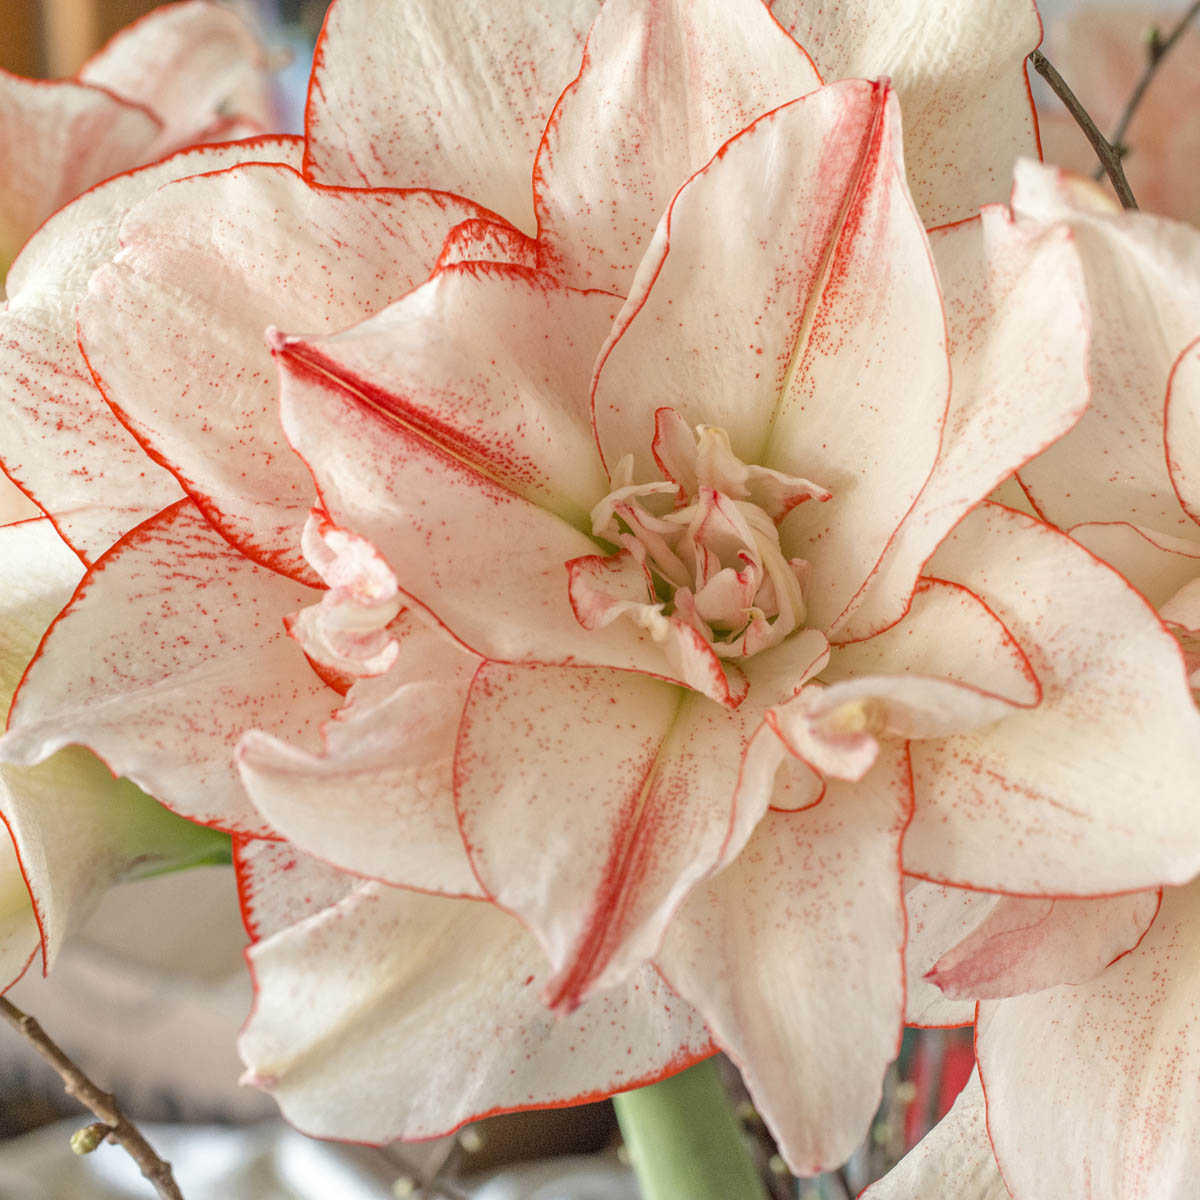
{"left": 303, "top": 0, "right": 601, "bottom": 231}
{"left": 0, "top": 477, "right": 39, "bottom": 525}
{"left": 906, "top": 503, "right": 1200, "bottom": 893}
{"left": 1, "top": 501, "right": 337, "bottom": 834}
{"left": 1069, "top": 521, "right": 1200, "bottom": 609}
{"left": 456, "top": 661, "right": 774, "bottom": 1010}
{"left": 1014, "top": 160, "right": 1200, "bottom": 539}
{"left": 78, "top": 0, "right": 267, "bottom": 157}
{"left": 834, "top": 204, "right": 1089, "bottom": 641}
{"left": 928, "top": 891, "right": 1160, "bottom": 1001}
{"left": 534, "top": 0, "right": 820, "bottom": 293}
{"left": 273, "top": 268, "right": 699, "bottom": 685}
{"left": 1166, "top": 335, "right": 1200, "bottom": 529}
{"left": 0, "top": 71, "right": 160, "bottom": 262}
{"left": 903, "top": 880, "right": 991, "bottom": 1027}
{"left": 0, "top": 137, "right": 301, "bottom": 563}
{"left": 238, "top": 882, "right": 714, "bottom": 1143}
{"left": 978, "top": 881, "right": 1200, "bottom": 1200}
{"left": 862, "top": 1071, "right": 1009, "bottom": 1200}
{"left": 78, "top": 163, "right": 495, "bottom": 582}
{"left": 1162, "top": 578, "right": 1200, "bottom": 635}
{"left": 238, "top": 615, "right": 484, "bottom": 898}
{"left": 232, "top": 836, "right": 357, "bottom": 943}
{"left": 772, "top": 0, "right": 1040, "bottom": 225}
{"left": 590, "top": 80, "right": 948, "bottom": 636}
{"left": 655, "top": 745, "right": 911, "bottom": 1174}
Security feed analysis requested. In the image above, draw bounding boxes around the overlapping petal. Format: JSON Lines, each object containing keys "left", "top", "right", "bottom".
{"left": 1166, "top": 336, "right": 1200, "bottom": 529}
{"left": 238, "top": 880, "right": 714, "bottom": 1143}
{"left": 303, "top": 0, "right": 601, "bottom": 231}
{"left": 902, "top": 880, "right": 989, "bottom": 1028}
{"left": 233, "top": 836, "right": 357, "bottom": 943}
{"left": 905, "top": 502, "right": 1200, "bottom": 893}
{"left": 590, "top": 79, "right": 949, "bottom": 636}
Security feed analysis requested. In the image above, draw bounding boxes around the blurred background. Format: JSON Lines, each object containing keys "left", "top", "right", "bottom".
{"left": 0, "top": 0, "right": 1195, "bottom": 1195}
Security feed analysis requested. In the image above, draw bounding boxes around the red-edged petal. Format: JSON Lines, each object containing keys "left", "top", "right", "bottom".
{"left": 1166, "top": 335, "right": 1200, "bottom": 530}
{"left": 238, "top": 881, "right": 714, "bottom": 1143}
{"left": 978, "top": 881, "right": 1200, "bottom": 1200}
{"left": 903, "top": 880, "right": 990, "bottom": 1028}
{"left": 303, "top": 0, "right": 601, "bottom": 230}
{"left": 0, "top": 137, "right": 301, "bottom": 564}
{"left": 238, "top": 614, "right": 485, "bottom": 898}
{"left": 78, "top": 0, "right": 268, "bottom": 157}
{"left": 834, "top": 204, "right": 1089, "bottom": 642}
{"left": 862, "top": 1070, "right": 1009, "bottom": 1200}
{"left": 655, "top": 744, "right": 912, "bottom": 1174}
{"left": 1, "top": 501, "right": 337, "bottom": 834}
{"left": 591, "top": 79, "right": 948, "bottom": 635}
{"left": 772, "top": 0, "right": 1041, "bottom": 225}
{"left": 0, "top": 70, "right": 160, "bottom": 262}
{"left": 1069, "top": 522, "right": 1200, "bottom": 608}
{"left": 928, "top": 891, "right": 1160, "bottom": 1001}
{"left": 907, "top": 502, "right": 1200, "bottom": 893}
{"left": 533, "top": 0, "right": 820, "bottom": 293}
{"left": 78, "top": 163, "right": 497, "bottom": 582}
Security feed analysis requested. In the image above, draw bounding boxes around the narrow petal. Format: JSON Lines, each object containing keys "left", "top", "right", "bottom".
{"left": 238, "top": 615, "right": 485, "bottom": 898}
{"left": 907, "top": 503, "right": 1200, "bottom": 893}
{"left": 303, "top": 0, "right": 601, "bottom": 230}
{"left": 2, "top": 501, "right": 336, "bottom": 834}
{"left": 238, "top": 882, "right": 714, "bottom": 1143}
{"left": 78, "top": 163, "right": 496, "bottom": 581}
{"left": 1014, "top": 160, "right": 1200, "bottom": 539}
{"left": 772, "top": 0, "right": 1041, "bottom": 225}
{"left": 978, "top": 881, "right": 1200, "bottom": 1200}
{"left": 455, "top": 662, "right": 772, "bottom": 1009}
{"left": 928, "top": 891, "right": 1160, "bottom": 1000}
{"left": 233, "top": 836, "right": 356, "bottom": 943}
{"left": 903, "top": 880, "right": 991, "bottom": 1027}
{"left": 0, "top": 71, "right": 159, "bottom": 261}
{"left": 534, "top": 0, "right": 821, "bottom": 292}
{"left": 862, "top": 1071, "right": 1009, "bottom": 1200}
{"left": 78, "top": 0, "right": 267, "bottom": 156}
{"left": 833, "top": 204, "right": 1089, "bottom": 642}
{"left": 0, "top": 137, "right": 300, "bottom": 563}
{"left": 591, "top": 79, "right": 948, "bottom": 635}
{"left": 1166, "top": 335, "right": 1200, "bottom": 528}
{"left": 656, "top": 745, "right": 912, "bottom": 1174}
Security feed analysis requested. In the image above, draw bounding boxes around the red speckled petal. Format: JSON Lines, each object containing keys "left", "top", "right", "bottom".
{"left": 534, "top": 0, "right": 820, "bottom": 293}
{"left": 78, "top": 0, "right": 268, "bottom": 157}
{"left": 833, "top": 204, "right": 1089, "bottom": 642}
{"left": 1166, "top": 337, "right": 1200, "bottom": 530}
{"left": 274, "top": 267, "right": 694, "bottom": 683}
{"left": 2, "top": 501, "right": 337, "bottom": 835}
{"left": 907, "top": 503, "right": 1200, "bottom": 893}
{"left": 238, "top": 881, "right": 715, "bottom": 1143}
{"left": 303, "top": 0, "right": 601, "bottom": 231}
{"left": 1070, "top": 523, "right": 1200, "bottom": 609}
{"left": 591, "top": 79, "right": 948, "bottom": 636}
{"left": 238, "top": 615, "right": 484, "bottom": 898}
{"left": 0, "top": 70, "right": 159, "bottom": 263}
{"left": 862, "top": 1071, "right": 1008, "bottom": 1200}
{"left": 0, "top": 137, "right": 301, "bottom": 564}
{"left": 233, "top": 836, "right": 357, "bottom": 944}
{"left": 456, "top": 661, "right": 779, "bottom": 1010}
{"left": 772, "top": 0, "right": 1040, "bottom": 226}
{"left": 903, "top": 880, "right": 991, "bottom": 1028}
{"left": 928, "top": 891, "right": 1160, "bottom": 1001}
{"left": 78, "top": 163, "right": 493, "bottom": 583}
{"left": 655, "top": 744, "right": 911, "bottom": 1174}
{"left": 978, "top": 881, "right": 1200, "bottom": 1200}
{"left": 1015, "top": 161, "right": 1200, "bottom": 540}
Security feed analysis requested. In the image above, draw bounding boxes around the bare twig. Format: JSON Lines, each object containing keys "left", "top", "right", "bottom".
{"left": 1030, "top": 49, "right": 1139, "bottom": 209}
{"left": 0, "top": 995, "right": 184, "bottom": 1200}
{"left": 1103, "top": 0, "right": 1200, "bottom": 172}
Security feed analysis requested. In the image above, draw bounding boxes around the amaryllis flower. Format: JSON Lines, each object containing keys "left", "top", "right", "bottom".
{"left": 3, "top": 0, "right": 1200, "bottom": 1179}
{"left": 868, "top": 164, "right": 1200, "bottom": 1200}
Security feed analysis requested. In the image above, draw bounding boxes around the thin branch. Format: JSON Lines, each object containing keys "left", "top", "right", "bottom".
{"left": 0, "top": 995, "right": 184, "bottom": 1200}
{"left": 1030, "top": 49, "right": 1139, "bottom": 209}
{"left": 1104, "top": 0, "right": 1200, "bottom": 170}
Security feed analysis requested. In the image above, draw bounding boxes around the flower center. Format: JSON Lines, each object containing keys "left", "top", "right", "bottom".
{"left": 579, "top": 408, "right": 830, "bottom": 660}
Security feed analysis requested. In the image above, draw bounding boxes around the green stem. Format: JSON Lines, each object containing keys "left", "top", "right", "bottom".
{"left": 613, "top": 1057, "right": 768, "bottom": 1200}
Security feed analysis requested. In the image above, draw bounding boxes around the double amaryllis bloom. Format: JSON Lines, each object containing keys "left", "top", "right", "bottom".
{"left": 4, "top": 0, "right": 1200, "bottom": 1181}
